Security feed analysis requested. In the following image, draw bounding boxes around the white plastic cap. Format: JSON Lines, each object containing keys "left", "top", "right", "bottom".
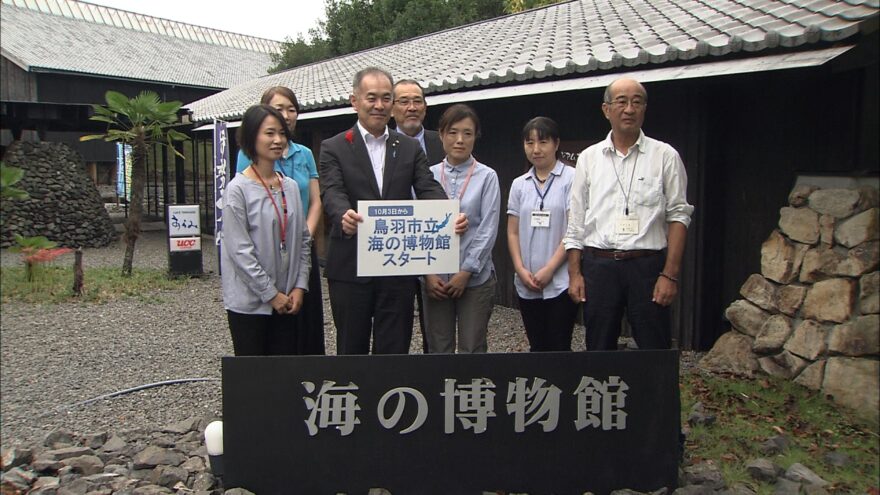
{"left": 204, "top": 420, "right": 224, "bottom": 456}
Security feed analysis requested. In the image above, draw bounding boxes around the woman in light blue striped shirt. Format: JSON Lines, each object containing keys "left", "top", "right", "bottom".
{"left": 423, "top": 104, "right": 500, "bottom": 353}
{"left": 507, "top": 117, "right": 577, "bottom": 351}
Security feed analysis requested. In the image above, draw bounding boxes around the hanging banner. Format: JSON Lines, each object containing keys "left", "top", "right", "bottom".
{"left": 115, "top": 142, "right": 133, "bottom": 201}
{"left": 213, "top": 119, "right": 230, "bottom": 246}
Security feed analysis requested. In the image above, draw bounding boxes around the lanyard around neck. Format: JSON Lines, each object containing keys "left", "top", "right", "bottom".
{"left": 610, "top": 149, "right": 639, "bottom": 216}
{"left": 251, "top": 165, "right": 288, "bottom": 250}
{"left": 530, "top": 168, "right": 557, "bottom": 210}
{"left": 440, "top": 158, "right": 478, "bottom": 200}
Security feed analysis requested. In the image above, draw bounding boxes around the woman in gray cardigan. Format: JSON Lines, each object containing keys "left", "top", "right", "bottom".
{"left": 221, "top": 105, "right": 311, "bottom": 355}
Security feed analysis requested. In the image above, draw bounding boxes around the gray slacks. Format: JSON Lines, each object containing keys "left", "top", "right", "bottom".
{"left": 422, "top": 276, "right": 496, "bottom": 353}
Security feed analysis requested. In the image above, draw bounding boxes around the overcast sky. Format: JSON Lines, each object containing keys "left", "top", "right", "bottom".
{"left": 86, "top": 0, "right": 327, "bottom": 42}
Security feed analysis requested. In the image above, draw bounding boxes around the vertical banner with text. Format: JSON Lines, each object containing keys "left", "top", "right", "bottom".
{"left": 213, "top": 119, "right": 229, "bottom": 246}
{"left": 115, "top": 142, "right": 132, "bottom": 201}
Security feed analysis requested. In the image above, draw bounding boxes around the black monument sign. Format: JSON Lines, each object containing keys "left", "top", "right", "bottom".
{"left": 222, "top": 351, "right": 679, "bottom": 494}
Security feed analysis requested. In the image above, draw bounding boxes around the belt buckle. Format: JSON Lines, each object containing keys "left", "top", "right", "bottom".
{"left": 613, "top": 250, "right": 625, "bottom": 261}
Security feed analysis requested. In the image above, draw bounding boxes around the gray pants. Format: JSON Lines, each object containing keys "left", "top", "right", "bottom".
{"left": 422, "top": 276, "right": 496, "bottom": 353}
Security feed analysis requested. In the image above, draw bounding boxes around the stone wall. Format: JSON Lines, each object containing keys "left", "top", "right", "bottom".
{"left": 701, "top": 184, "right": 879, "bottom": 423}
{"left": 1, "top": 141, "right": 116, "bottom": 248}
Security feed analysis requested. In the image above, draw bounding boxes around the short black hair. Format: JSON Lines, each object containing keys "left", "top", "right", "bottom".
{"left": 521, "top": 116, "right": 560, "bottom": 142}
{"left": 236, "top": 105, "right": 291, "bottom": 161}
{"left": 438, "top": 103, "right": 481, "bottom": 137}
{"left": 352, "top": 67, "right": 394, "bottom": 94}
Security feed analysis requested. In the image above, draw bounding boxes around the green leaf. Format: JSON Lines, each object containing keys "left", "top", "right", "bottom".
{"left": 165, "top": 129, "right": 190, "bottom": 142}
{"left": 87, "top": 115, "right": 116, "bottom": 124}
{"left": 91, "top": 105, "right": 116, "bottom": 117}
{"left": 79, "top": 134, "right": 107, "bottom": 142}
{"left": 0, "top": 163, "right": 25, "bottom": 187}
{"left": 10, "top": 234, "right": 57, "bottom": 252}
{"left": 157, "top": 101, "right": 182, "bottom": 114}
{"left": 105, "top": 90, "right": 130, "bottom": 111}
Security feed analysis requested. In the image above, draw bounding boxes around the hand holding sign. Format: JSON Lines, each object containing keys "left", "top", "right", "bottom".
{"left": 342, "top": 209, "right": 363, "bottom": 236}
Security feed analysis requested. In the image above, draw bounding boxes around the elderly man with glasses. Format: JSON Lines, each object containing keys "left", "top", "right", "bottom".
{"left": 563, "top": 78, "right": 694, "bottom": 351}
{"left": 390, "top": 79, "right": 446, "bottom": 352}
{"left": 391, "top": 79, "right": 445, "bottom": 165}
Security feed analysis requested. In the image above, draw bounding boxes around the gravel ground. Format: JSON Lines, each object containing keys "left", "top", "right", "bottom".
{"left": 1, "top": 230, "right": 602, "bottom": 450}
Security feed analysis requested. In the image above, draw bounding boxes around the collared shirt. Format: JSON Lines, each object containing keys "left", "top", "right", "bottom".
{"left": 563, "top": 130, "right": 694, "bottom": 252}
{"left": 221, "top": 174, "right": 311, "bottom": 315}
{"left": 357, "top": 121, "right": 389, "bottom": 194}
{"left": 395, "top": 126, "right": 426, "bottom": 199}
{"left": 507, "top": 160, "right": 574, "bottom": 299}
{"left": 236, "top": 141, "right": 318, "bottom": 215}
{"left": 394, "top": 125, "right": 427, "bottom": 154}
{"left": 429, "top": 156, "right": 500, "bottom": 287}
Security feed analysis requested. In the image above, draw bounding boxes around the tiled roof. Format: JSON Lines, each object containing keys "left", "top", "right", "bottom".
{"left": 1, "top": 0, "right": 281, "bottom": 53}
{"left": 0, "top": 1, "right": 279, "bottom": 89}
{"left": 185, "top": 0, "right": 879, "bottom": 122}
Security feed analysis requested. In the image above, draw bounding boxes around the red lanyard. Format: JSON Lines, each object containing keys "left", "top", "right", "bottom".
{"left": 251, "top": 165, "right": 288, "bottom": 251}
{"left": 440, "top": 157, "right": 478, "bottom": 200}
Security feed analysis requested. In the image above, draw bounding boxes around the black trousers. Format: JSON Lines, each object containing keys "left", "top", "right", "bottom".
{"left": 295, "top": 248, "right": 326, "bottom": 355}
{"left": 518, "top": 292, "right": 577, "bottom": 352}
{"left": 227, "top": 310, "right": 300, "bottom": 356}
{"left": 581, "top": 249, "right": 671, "bottom": 351}
{"left": 328, "top": 276, "right": 416, "bottom": 355}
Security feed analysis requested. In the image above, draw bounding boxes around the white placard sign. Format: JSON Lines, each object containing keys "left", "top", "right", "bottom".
{"left": 357, "top": 199, "right": 460, "bottom": 277}
{"left": 168, "top": 205, "right": 200, "bottom": 237}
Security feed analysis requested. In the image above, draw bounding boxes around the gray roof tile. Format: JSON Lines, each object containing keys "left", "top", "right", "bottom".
{"left": 0, "top": 1, "right": 277, "bottom": 89}
{"left": 185, "top": 0, "right": 878, "bottom": 122}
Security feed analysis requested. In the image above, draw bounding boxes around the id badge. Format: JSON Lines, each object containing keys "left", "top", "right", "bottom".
{"left": 530, "top": 211, "right": 551, "bottom": 228}
{"left": 615, "top": 216, "right": 639, "bottom": 235}
{"left": 279, "top": 244, "right": 290, "bottom": 271}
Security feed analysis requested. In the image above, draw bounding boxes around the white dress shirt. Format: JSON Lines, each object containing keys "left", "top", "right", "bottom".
{"left": 563, "top": 130, "right": 693, "bottom": 251}
{"left": 357, "top": 121, "right": 389, "bottom": 194}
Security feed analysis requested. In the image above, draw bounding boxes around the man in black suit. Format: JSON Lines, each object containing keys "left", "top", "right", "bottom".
{"left": 320, "top": 67, "right": 456, "bottom": 355}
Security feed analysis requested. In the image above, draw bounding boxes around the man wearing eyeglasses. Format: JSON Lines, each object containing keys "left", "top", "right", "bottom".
{"left": 391, "top": 79, "right": 446, "bottom": 353}
{"left": 391, "top": 80, "right": 445, "bottom": 165}
{"left": 563, "top": 78, "right": 694, "bottom": 351}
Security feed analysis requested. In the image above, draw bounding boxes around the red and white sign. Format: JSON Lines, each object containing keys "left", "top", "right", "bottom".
{"left": 170, "top": 236, "right": 201, "bottom": 252}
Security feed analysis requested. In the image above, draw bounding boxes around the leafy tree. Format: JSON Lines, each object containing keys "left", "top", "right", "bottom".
{"left": 503, "top": 0, "right": 562, "bottom": 13}
{"left": 270, "top": 29, "right": 333, "bottom": 70}
{"left": 269, "top": 0, "right": 510, "bottom": 72}
{"left": 81, "top": 91, "right": 188, "bottom": 277}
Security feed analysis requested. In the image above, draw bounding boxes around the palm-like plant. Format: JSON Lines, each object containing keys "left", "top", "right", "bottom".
{"left": 81, "top": 91, "right": 189, "bottom": 276}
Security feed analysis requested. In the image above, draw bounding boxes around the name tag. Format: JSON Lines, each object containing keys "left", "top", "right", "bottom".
{"left": 615, "top": 216, "right": 639, "bottom": 235}
{"left": 531, "top": 211, "right": 551, "bottom": 228}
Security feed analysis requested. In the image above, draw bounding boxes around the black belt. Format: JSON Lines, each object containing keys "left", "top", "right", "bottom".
{"left": 586, "top": 247, "right": 661, "bottom": 260}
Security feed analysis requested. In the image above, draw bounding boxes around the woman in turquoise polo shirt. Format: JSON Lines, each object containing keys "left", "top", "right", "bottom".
{"left": 236, "top": 86, "right": 324, "bottom": 355}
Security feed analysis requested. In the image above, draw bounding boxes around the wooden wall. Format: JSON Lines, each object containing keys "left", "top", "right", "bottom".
{"left": 1, "top": 57, "right": 37, "bottom": 102}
